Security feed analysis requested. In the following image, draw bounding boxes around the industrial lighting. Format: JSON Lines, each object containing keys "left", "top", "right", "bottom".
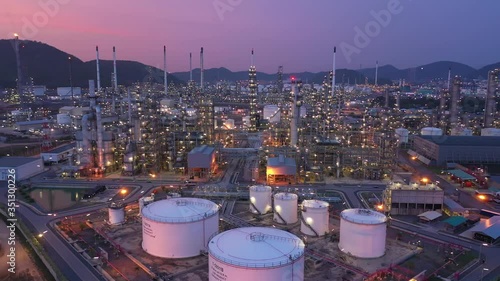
{"left": 421, "top": 177, "right": 429, "bottom": 184}
{"left": 477, "top": 194, "right": 487, "bottom": 200}
{"left": 120, "top": 189, "right": 127, "bottom": 195}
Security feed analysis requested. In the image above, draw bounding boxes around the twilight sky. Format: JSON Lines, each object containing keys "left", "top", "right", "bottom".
{"left": 2, "top": 0, "right": 500, "bottom": 73}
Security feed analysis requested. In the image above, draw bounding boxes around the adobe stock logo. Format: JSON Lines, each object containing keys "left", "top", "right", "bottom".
{"left": 340, "top": 0, "right": 408, "bottom": 64}
{"left": 213, "top": 0, "right": 244, "bottom": 21}
{"left": 15, "top": 0, "right": 71, "bottom": 39}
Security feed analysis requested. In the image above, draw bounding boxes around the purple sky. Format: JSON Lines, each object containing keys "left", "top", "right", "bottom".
{"left": 2, "top": 0, "right": 500, "bottom": 73}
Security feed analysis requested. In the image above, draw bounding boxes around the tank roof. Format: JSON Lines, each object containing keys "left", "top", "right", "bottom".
{"left": 274, "top": 193, "right": 298, "bottom": 200}
{"left": 302, "top": 199, "right": 329, "bottom": 209}
{"left": 142, "top": 198, "right": 219, "bottom": 223}
{"left": 341, "top": 208, "right": 387, "bottom": 224}
{"left": 208, "top": 227, "right": 304, "bottom": 268}
{"left": 249, "top": 185, "right": 272, "bottom": 192}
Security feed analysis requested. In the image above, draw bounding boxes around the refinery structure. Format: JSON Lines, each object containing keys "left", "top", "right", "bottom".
{"left": 5, "top": 41, "right": 500, "bottom": 181}
{"left": 2, "top": 36, "right": 500, "bottom": 281}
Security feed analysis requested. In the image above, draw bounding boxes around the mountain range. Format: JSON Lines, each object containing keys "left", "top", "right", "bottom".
{"left": 0, "top": 39, "right": 498, "bottom": 88}
{"left": 0, "top": 39, "right": 182, "bottom": 88}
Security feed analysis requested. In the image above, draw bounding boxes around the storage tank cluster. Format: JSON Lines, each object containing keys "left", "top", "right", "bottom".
{"left": 421, "top": 127, "right": 443, "bottom": 136}
{"left": 273, "top": 193, "right": 298, "bottom": 224}
{"left": 249, "top": 185, "right": 272, "bottom": 214}
{"left": 142, "top": 197, "right": 219, "bottom": 258}
{"left": 300, "top": 200, "right": 329, "bottom": 236}
{"left": 108, "top": 202, "right": 125, "bottom": 225}
{"left": 208, "top": 227, "right": 305, "bottom": 281}
{"left": 338, "top": 208, "right": 387, "bottom": 258}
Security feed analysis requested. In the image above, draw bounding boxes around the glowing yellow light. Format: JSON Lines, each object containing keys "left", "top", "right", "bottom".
{"left": 120, "top": 189, "right": 127, "bottom": 195}
{"left": 421, "top": 178, "right": 429, "bottom": 183}
{"left": 478, "top": 194, "right": 486, "bottom": 200}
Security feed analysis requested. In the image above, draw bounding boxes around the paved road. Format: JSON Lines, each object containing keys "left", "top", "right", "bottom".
{"left": 1, "top": 182, "right": 103, "bottom": 281}
{"left": 0, "top": 179, "right": 160, "bottom": 281}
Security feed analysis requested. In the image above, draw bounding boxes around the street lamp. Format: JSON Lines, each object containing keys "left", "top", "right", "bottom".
{"left": 481, "top": 268, "right": 489, "bottom": 281}
{"left": 479, "top": 242, "right": 488, "bottom": 267}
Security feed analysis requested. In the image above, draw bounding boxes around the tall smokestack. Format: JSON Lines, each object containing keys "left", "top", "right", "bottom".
{"left": 89, "top": 80, "right": 96, "bottom": 109}
{"left": 484, "top": 69, "right": 499, "bottom": 128}
{"left": 450, "top": 76, "right": 461, "bottom": 129}
{"left": 447, "top": 67, "right": 451, "bottom": 90}
{"left": 396, "top": 91, "right": 401, "bottom": 110}
{"left": 128, "top": 88, "right": 132, "bottom": 125}
{"left": 384, "top": 89, "right": 389, "bottom": 108}
{"left": 251, "top": 48, "right": 254, "bottom": 66}
{"left": 331, "top": 47, "right": 336, "bottom": 98}
{"left": 113, "top": 46, "right": 118, "bottom": 110}
{"left": 164, "top": 45, "right": 168, "bottom": 96}
{"left": 14, "top": 34, "right": 23, "bottom": 99}
{"left": 96, "top": 46, "right": 101, "bottom": 91}
{"left": 290, "top": 78, "right": 299, "bottom": 147}
{"left": 200, "top": 47, "right": 204, "bottom": 91}
{"left": 189, "top": 52, "right": 193, "bottom": 82}
{"left": 375, "top": 60, "right": 379, "bottom": 86}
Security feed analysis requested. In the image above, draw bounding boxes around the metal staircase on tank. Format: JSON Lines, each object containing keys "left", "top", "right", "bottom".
{"left": 250, "top": 202, "right": 262, "bottom": 215}
{"left": 300, "top": 211, "right": 319, "bottom": 237}
{"left": 272, "top": 196, "right": 287, "bottom": 225}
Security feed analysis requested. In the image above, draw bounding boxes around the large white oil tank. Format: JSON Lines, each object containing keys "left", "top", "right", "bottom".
{"left": 300, "top": 200, "right": 329, "bottom": 236}
{"left": 142, "top": 198, "right": 219, "bottom": 258}
{"left": 263, "top": 105, "right": 281, "bottom": 123}
{"left": 249, "top": 185, "right": 272, "bottom": 214}
{"left": 421, "top": 127, "right": 443, "bottom": 136}
{"left": 273, "top": 193, "right": 298, "bottom": 224}
{"left": 481, "top": 128, "right": 500, "bottom": 136}
{"left": 108, "top": 202, "right": 125, "bottom": 225}
{"left": 56, "top": 113, "right": 71, "bottom": 125}
{"left": 338, "top": 209, "right": 387, "bottom": 258}
{"left": 208, "top": 227, "right": 305, "bottom": 281}
{"left": 395, "top": 128, "right": 409, "bottom": 143}
{"left": 223, "top": 119, "right": 235, "bottom": 130}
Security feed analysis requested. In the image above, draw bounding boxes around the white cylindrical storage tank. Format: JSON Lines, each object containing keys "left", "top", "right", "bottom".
{"left": 57, "top": 113, "right": 71, "bottom": 125}
{"left": 395, "top": 128, "right": 409, "bottom": 143}
{"left": 421, "top": 127, "right": 443, "bottom": 136}
{"left": 274, "top": 193, "right": 298, "bottom": 224}
{"left": 142, "top": 198, "right": 219, "bottom": 258}
{"left": 249, "top": 185, "right": 272, "bottom": 214}
{"left": 208, "top": 227, "right": 305, "bottom": 281}
{"left": 338, "top": 209, "right": 387, "bottom": 258}
{"left": 108, "top": 203, "right": 125, "bottom": 225}
{"left": 300, "top": 200, "right": 329, "bottom": 237}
